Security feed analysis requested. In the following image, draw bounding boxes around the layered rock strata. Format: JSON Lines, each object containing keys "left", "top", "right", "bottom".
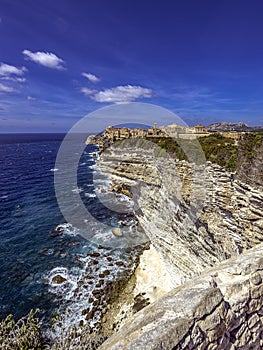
{"left": 95, "top": 138, "right": 263, "bottom": 349}
{"left": 100, "top": 242, "right": 263, "bottom": 350}
{"left": 98, "top": 139, "right": 263, "bottom": 286}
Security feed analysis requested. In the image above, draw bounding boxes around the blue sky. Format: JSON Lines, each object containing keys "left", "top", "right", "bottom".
{"left": 1, "top": 0, "right": 263, "bottom": 132}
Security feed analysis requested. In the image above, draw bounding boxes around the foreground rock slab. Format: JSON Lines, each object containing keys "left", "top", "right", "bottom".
{"left": 99, "top": 242, "right": 263, "bottom": 350}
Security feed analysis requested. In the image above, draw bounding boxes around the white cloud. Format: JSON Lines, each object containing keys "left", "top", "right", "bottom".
{"left": 0, "top": 63, "right": 27, "bottom": 92}
{"left": 81, "top": 85, "right": 152, "bottom": 103}
{"left": 0, "top": 63, "right": 27, "bottom": 77}
{"left": 94, "top": 85, "right": 152, "bottom": 103}
{"left": 16, "top": 77, "right": 26, "bottom": 82}
{"left": 0, "top": 83, "right": 15, "bottom": 93}
{"left": 81, "top": 87, "right": 96, "bottom": 96}
{"left": 27, "top": 95, "right": 36, "bottom": 101}
{"left": 1, "top": 76, "right": 26, "bottom": 83}
{"left": 82, "top": 72, "right": 100, "bottom": 83}
{"left": 23, "top": 49, "right": 65, "bottom": 70}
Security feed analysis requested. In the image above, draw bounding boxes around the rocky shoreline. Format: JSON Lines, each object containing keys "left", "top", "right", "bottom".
{"left": 99, "top": 243, "right": 176, "bottom": 337}
{"left": 46, "top": 222, "right": 149, "bottom": 343}
{"left": 81, "top": 134, "right": 263, "bottom": 348}
{"left": 92, "top": 136, "right": 263, "bottom": 339}
{"left": 78, "top": 141, "right": 178, "bottom": 338}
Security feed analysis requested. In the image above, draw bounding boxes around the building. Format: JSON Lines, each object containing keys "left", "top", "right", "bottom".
{"left": 104, "top": 126, "right": 131, "bottom": 140}
{"left": 188, "top": 124, "right": 207, "bottom": 133}
{"left": 131, "top": 128, "right": 147, "bottom": 138}
{"left": 165, "top": 124, "right": 187, "bottom": 136}
{"left": 147, "top": 123, "right": 167, "bottom": 137}
{"left": 100, "top": 123, "right": 209, "bottom": 144}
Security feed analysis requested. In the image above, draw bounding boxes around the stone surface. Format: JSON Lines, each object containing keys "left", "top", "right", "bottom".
{"left": 96, "top": 139, "right": 263, "bottom": 349}
{"left": 51, "top": 274, "right": 67, "bottom": 284}
{"left": 111, "top": 228, "right": 123, "bottom": 237}
{"left": 99, "top": 139, "right": 263, "bottom": 285}
{"left": 99, "top": 244, "right": 263, "bottom": 350}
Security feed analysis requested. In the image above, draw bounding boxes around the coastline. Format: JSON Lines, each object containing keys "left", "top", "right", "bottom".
{"left": 82, "top": 141, "right": 172, "bottom": 336}
{"left": 100, "top": 244, "right": 174, "bottom": 336}
{"left": 85, "top": 134, "right": 263, "bottom": 347}
{"left": 1, "top": 131, "right": 262, "bottom": 348}
{"left": 90, "top": 142, "right": 177, "bottom": 337}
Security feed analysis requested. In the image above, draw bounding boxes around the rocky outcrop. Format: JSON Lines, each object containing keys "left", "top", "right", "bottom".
{"left": 98, "top": 139, "right": 263, "bottom": 286}
{"left": 236, "top": 136, "right": 263, "bottom": 190}
{"left": 207, "top": 122, "right": 252, "bottom": 132}
{"left": 96, "top": 137, "right": 263, "bottom": 349}
{"left": 100, "top": 242, "right": 263, "bottom": 350}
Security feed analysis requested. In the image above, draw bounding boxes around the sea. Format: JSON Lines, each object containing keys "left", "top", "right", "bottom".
{"left": 0, "top": 133, "right": 146, "bottom": 334}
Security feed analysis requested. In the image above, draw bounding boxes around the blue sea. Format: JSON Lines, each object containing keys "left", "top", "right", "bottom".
{"left": 0, "top": 133, "right": 146, "bottom": 332}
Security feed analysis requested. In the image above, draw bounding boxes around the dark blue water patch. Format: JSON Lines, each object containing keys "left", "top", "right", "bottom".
{"left": 0, "top": 134, "right": 143, "bottom": 329}
{"left": 0, "top": 133, "right": 66, "bottom": 144}
{"left": 0, "top": 138, "right": 65, "bottom": 319}
{"left": 0, "top": 137, "right": 100, "bottom": 320}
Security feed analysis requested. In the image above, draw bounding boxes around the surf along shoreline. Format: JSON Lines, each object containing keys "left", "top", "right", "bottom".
{"left": 88, "top": 139, "right": 175, "bottom": 340}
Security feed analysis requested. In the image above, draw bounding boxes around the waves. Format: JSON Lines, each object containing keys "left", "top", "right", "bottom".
{"left": 0, "top": 137, "right": 145, "bottom": 335}
{"left": 50, "top": 168, "right": 59, "bottom": 172}
{"left": 44, "top": 236, "right": 139, "bottom": 333}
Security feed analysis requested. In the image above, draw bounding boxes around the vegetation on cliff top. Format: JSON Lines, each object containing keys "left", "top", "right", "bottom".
{"left": 146, "top": 134, "right": 238, "bottom": 171}
{"left": 198, "top": 135, "right": 238, "bottom": 171}
{"left": 238, "top": 132, "right": 263, "bottom": 162}
{"left": 146, "top": 132, "right": 263, "bottom": 172}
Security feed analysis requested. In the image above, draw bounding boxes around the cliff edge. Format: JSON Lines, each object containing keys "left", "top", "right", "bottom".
{"left": 98, "top": 139, "right": 262, "bottom": 284}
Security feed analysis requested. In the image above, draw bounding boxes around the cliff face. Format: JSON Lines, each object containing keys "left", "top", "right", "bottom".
{"left": 99, "top": 139, "right": 263, "bottom": 286}
{"left": 236, "top": 135, "right": 263, "bottom": 190}
{"left": 100, "top": 242, "right": 263, "bottom": 350}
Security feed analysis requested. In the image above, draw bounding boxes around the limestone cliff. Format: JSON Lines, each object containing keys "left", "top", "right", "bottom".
{"left": 100, "top": 242, "right": 263, "bottom": 350}
{"left": 98, "top": 138, "right": 263, "bottom": 285}
{"left": 96, "top": 137, "right": 262, "bottom": 349}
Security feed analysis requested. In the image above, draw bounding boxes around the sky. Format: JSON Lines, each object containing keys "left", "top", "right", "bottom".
{"left": 1, "top": 0, "right": 263, "bottom": 132}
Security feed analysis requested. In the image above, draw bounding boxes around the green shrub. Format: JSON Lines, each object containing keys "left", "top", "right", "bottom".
{"left": 145, "top": 134, "right": 239, "bottom": 169}
{"left": 0, "top": 310, "right": 42, "bottom": 350}
{"left": 240, "top": 133, "right": 263, "bottom": 162}
{"left": 0, "top": 310, "right": 107, "bottom": 350}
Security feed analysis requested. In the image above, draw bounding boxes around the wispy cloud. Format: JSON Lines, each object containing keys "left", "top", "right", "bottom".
{"left": 81, "top": 87, "right": 96, "bottom": 96}
{"left": 0, "top": 63, "right": 27, "bottom": 93}
{"left": 23, "top": 49, "right": 66, "bottom": 70}
{"left": 81, "top": 85, "right": 152, "bottom": 103}
{"left": 0, "top": 83, "right": 15, "bottom": 93}
{"left": 0, "top": 63, "right": 27, "bottom": 78}
{"left": 82, "top": 72, "right": 100, "bottom": 83}
{"left": 27, "top": 95, "right": 36, "bottom": 101}
{"left": 172, "top": 87, "right": 214, "bottom": 101}
{"left": 1, "top": 76, "right": 26, "bottom": 83}
{"left": 166, "top": 86, "right": 236, "bottom": 111}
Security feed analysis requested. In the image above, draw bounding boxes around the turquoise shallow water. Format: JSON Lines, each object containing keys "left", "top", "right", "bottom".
{"left": 0, "top": 134, "right": 142, "bottom": 331}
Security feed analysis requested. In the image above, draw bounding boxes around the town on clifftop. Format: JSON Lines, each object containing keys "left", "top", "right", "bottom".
{"left": 86, "top": 122, "right": 252, "bottom": 150}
